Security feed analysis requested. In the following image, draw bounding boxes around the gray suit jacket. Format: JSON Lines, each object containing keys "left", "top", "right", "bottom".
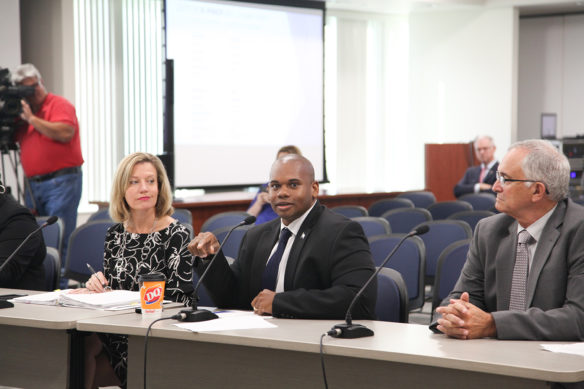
{"left": 432, "top": 198, "right": 584, "bottom": 340}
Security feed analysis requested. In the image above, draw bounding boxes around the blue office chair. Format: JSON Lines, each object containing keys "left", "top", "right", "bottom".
{"left": 396, "top": 191, "right": 437, "bottom": 209}
{"left": 36, "top": 216, "right": 64, "bottom": 256}
{"left": 172, "top": 208, "right": 193, "bottom": 225}
{"left": 415, "top": 220, "right": 472, "bottom": 285}
{"left": 369, "top": 234, "right": 426, "bottom": 311}
{"left": 87, "top": 208, "right": 113, "bottom": 222}
{"left": 200, "top": 211, "right": 250, "bottom": 233}
{"left": 376, "top": 267, "right": 409, "bottom": 323}
{"left": 353, "top": 217, "right": 391, "bottom": 240}
{"left": 427, "top": 200, "right": 473, "bottom": 220}
{"left": 63, "top": 220, "right": 115, "bottom": 282}
{"left": 447, "top": 210, "right": 495, "bottom": 233}
{"left": 458, "top": 193, "right": 496, "bottom": 211}
{"left": 331, "top": 205, "right": 368, "bottom": 218}
{"left": 381, "top": 208, "right": 432, "bottom": 234}
{"left": 192, "top": 271, "right": 215, "bottom": 307}
{"left": 43, "top": 247, "right": 61, "bottom": 291}
{"left": 367, "top": 198, "right": 414, "bottom": 217}
{"left": 212, "top": 224, "right": 253, "bottom": 260}
{"left": 432, "top": 239, "right": 471, "bottom": 319}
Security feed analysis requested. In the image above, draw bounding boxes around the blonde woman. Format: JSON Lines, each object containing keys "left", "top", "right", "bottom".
{"left": 83, "top": 152, "right": 193, "bottom": 389}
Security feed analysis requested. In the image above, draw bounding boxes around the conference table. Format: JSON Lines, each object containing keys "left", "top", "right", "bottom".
{"left": 76, "top": 310, "right": 584, "bottom": 389}
{"left": 0, "top": 288, "right": 134, "bottom": 389}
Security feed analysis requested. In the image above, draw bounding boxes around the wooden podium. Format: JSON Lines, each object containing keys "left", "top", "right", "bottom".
{"left": 425, "top": 143, "right": 477, "bottom": 202}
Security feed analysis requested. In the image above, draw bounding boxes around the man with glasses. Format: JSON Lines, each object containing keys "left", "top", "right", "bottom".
{"left": 12, "top": 64, "right": 83, "bottom": 287}
{"left": 431, "top": 139, "right": 584, "bottom": 341}
{"left": 454, "top": 135, "right": 498, "bottom": 198}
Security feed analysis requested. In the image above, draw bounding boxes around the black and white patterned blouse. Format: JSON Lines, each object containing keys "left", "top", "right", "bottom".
{"left": 101, "top": 220, "right": 194, "bottom": 387}
{"left": 103, "top": 220, "right": 194, "bottom": 305}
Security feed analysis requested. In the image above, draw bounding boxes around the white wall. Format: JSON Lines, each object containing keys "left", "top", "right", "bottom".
{"left": 409, "top": 7, "right": 517, "bottom": 168}
{"left": 518, "top": 14, "right": 584, "bottom": 139}
{"left": 0, "top": 0, "right": 21, "bottom": 197}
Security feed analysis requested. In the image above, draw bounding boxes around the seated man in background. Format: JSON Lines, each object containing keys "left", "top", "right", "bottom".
{"left": 432, "top": 139, "right": 584, "bottom": 341}
{"left": 189, "top": 154, "right": 377, "bottom": 319}
{"left": 0, "top": 178, "right": 46, "bottom": 290}
{"left": 246, "top": 145, "right": 302, "bottom": 225}
{"left": 454, "top": 135, "right": 498, "bottom": 198}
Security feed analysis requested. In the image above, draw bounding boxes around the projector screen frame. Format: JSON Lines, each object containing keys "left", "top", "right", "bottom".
{"left": 162, "top": 0, "right": 328, "bottom": 191}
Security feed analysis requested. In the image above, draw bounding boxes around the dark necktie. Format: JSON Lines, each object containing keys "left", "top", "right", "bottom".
{"left": 261, "top": 228, "right": 292, "bottom": 291}
{"left": 509, "top": 229, "right": 532, "bottom": 310}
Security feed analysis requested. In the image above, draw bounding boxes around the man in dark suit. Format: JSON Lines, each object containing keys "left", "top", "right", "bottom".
{"left": 454, "top": 135, "right": 498, "bottom": 198}
{"left": 432, "top": 139, "right": 584, "bottom": 341}
{"left": 188, "top": 155, "right": 377, "bottom": 319}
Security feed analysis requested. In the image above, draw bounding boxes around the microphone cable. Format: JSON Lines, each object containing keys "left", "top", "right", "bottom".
{"left": 143, "top": 312, "right": 186, "bottom": 389}
{"left": 320, "top": 332, "right": 330, "bottom": 389}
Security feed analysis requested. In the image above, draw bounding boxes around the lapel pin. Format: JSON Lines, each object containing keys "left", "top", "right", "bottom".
{"left": 301, "top": 232, "right": 306, "bottom": 239}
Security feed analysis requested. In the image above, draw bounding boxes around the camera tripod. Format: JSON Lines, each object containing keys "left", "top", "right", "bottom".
{"left": 0, "top": 144, "right": 35, "bottom": 207}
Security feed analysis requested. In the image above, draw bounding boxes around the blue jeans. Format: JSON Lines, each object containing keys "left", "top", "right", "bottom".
{"left": 25, "top": 170, "right": 83, "bottom": 278}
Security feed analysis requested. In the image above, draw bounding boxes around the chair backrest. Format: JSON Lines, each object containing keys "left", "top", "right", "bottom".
{"left": 42, "top": 247, "right": 61, "bottom": 291}
{"left": 36, "top": 216, "right": 64, "bottom": 256}
{"left": 192, "top": 271, "right": 215, "bottom": 307}
{"left": 64, "top": 220, "right": 116, "bottom": 282}
{"left": 376, "top": 267, "right": 409, "bottom": 323}
{"left": 212, "top": 224, "right": 253, "bottom": 260}
{"left": 172, "top": 208, "right": 193, "bottom": 225}
{"left": 427, "top": 200, "right": 473, "bottom": 220}
{"left": 87, "top": 208, "right": 113, "bottom": 222}
{"left": 368, "top": 198, "right": 414, "bottom": 217}
{"left": 200, "top": 211, "right": 250, "bottom": 233}
{"left": 415, "top": 220, "right": 472, "bottom": 284}
{"left": 369, "top": 234, "right": 426, "bottom": 311}
{"left": 330, "top": 205, "right": 368, "bottom": 218}
{"left": 458, "top": 193, "right": 496, "bottom": 211}
{"left": 352, "top": 217, "right": 391, "bottom": 240}
{"left": 396, "top": 191, "right": 436, "bottom": 209}
{"left": 447, "top": 210, "right": 495, "bottom": 232}
{"left": 432, "top": 239, "right": 471, "bottom": 317}
{"left": 381, "top": 208, "right": 432, "bottom": 234}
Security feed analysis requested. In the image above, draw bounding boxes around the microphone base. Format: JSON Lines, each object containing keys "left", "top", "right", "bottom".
{"left": 330, "top": 323, "right": 374, "bottom": 339}
{"left": 0, "top": 300, "right": 14, "bottom": 309}
{"left": 178, "top": 308, "right": 219, "bottom": 322}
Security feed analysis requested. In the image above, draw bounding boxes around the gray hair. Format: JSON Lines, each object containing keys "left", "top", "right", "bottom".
{"left": 474, "top": 135, "right": 495, "bottom": 146}
{"left": 509, "top": 139, "right": 569, "bottom": 202}
{"left": 11, "top": 63, "right": 42, "bottom": 83}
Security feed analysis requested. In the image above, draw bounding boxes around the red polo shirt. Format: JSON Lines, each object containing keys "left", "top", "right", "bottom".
{"left": 16, "top": 93, "right": 84, "bottom": 177}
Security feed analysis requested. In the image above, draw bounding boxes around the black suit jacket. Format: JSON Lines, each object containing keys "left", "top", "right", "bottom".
{"left": 0, "top": 194, "right": 46, "bottom": 290}
{"left": 195, "top": 202, "right": 377, "bottom": 320}
{"left": 454, "top": 162, "right": 499, "bottom": 198}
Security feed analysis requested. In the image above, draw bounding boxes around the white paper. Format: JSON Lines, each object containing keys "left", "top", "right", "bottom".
{"left": 10, "top": 290, "right": 69, "bottom": 305}
{"left": 541, "top": 343, "right": 584, "bottom": 357}
{"left": 175, "top": 310, "right": 277, "bottom": 332}
{"left": 11, "top": 290, "right": 140, "bottom": 310}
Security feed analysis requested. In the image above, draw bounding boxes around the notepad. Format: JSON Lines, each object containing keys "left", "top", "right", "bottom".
{"left": 11, "top": 290, "right": 141, "bottom": 310}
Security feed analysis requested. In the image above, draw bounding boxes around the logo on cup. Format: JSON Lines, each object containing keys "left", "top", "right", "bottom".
{"left": 144, "top": 285, "right": 163, "bottom": 305}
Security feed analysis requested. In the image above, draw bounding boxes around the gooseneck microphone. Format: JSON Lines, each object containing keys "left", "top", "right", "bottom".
{"left": 328, "top": 224, "right": 430, "bottom": 339}
{"left": 0, "top": 215, "right": 59, "bottom": 309}
{"left": 177, "top": 215, "right": 256, "bottom": 322}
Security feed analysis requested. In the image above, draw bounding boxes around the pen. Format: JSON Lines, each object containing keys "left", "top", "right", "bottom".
{"left": 86, "top": 263, "right": 110, "bottom": 290}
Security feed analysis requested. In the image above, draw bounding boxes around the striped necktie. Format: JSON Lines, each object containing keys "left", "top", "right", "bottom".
{"left": 261, "top": 228, "right": 292, "bottom": 291}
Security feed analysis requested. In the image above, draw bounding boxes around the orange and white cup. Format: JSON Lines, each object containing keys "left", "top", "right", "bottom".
{"left": 139, "top": 272, "right": 166, "bottom": 319}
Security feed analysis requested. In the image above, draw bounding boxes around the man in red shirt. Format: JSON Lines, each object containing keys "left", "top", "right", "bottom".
{"left": 12, "top": 64, "right": 83, "bottom": 284}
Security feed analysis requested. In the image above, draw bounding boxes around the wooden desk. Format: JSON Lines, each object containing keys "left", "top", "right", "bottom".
{"left": 0, "top": 288, "right": 132, "bottom": 389}
{"left": 76, "top": 312, "right": 584, "bottom": 389}
{"left": 174, "top": 191, "right": 409, "bottom": 233}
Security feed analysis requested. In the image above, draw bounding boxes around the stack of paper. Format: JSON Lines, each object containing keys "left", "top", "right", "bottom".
{"left": 11, "top": 290, "right": 141, "bottom": 310}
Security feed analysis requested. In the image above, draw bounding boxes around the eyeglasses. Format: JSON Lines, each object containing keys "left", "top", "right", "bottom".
{"left": 495, "top": 171, "right": 549, "bottom": 194}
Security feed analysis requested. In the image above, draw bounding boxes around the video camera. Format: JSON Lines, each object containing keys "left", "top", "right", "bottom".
{"left": 0, "top": 67, "right": 35, "bottom": 150}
